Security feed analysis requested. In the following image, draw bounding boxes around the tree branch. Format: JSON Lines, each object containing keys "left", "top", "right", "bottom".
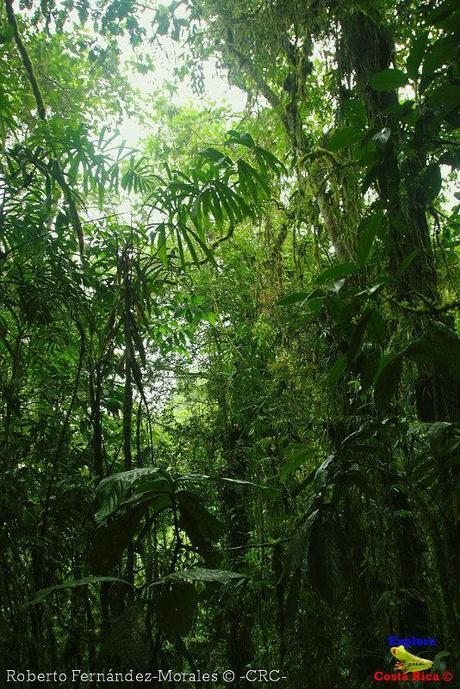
{"left": 5, "top": 0, "right": 84, "bottom": 256}
{"left": 226, "top": 42, "right": 284, "bottom": 114}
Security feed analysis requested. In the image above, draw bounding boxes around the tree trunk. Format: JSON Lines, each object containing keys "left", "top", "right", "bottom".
{"left": 339, "top": 5, "right": 460, "bottom": 645}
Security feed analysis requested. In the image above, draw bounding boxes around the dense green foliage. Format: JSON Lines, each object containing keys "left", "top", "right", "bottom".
{"left": 0, "top": 0, "right": 459, "bottom": 687}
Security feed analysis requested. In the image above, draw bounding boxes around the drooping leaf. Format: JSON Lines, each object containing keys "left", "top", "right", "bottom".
{"left": 285, "top": 509, "right": 318, "bottom": 580}
{"left": 29, "top": 577, "right": 130, "bottom": 606}
{"left": 357, "top": 211, "right": 383, "bottom": 265}
{"left": 185, "top": 226, "right": 218, "bottom": 267}
{"left": 373, "top": 353, "right": 403, "bottom": 409}
{"left": 157, "top": 223, "right": 168, "bottom": 266}
{"left": 313, "top": 454, "right": 335, "bottom": 492}
{"left": 329, "top": 354, "right": 348, "bottom": 385}
{"left": 177, "top": 490, "right": 223, "bottom": 551}
{"left": 226, "top": 130, "right": 256, "bottom": 149}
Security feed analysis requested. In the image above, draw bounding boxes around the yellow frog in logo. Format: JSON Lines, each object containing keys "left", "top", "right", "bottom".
{"left": 391, "top": 645, "right": 433, "bottom": 673}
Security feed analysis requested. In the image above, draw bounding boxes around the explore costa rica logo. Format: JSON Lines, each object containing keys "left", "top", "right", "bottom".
{"left": 373, "top": 641, "right": 454, "bottom": 683}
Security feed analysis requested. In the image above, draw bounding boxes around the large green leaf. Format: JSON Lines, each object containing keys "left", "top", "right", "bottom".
{"left": 95, "top": 468, "right": 172, "bottom": 522}
{"left": 327, "top": 127, "right": 362, "bottom": 151}
{"left": 370, "top": 69, "right": 408, "bottom": 91}
{"left": 118, "top": 490, "right": 172, "bottom": 513}
{"left": 406, "top": 33, "right": 429, "bottom": 78}
{"left": 421, "top": 164, "right": 442, "bottom": 203}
